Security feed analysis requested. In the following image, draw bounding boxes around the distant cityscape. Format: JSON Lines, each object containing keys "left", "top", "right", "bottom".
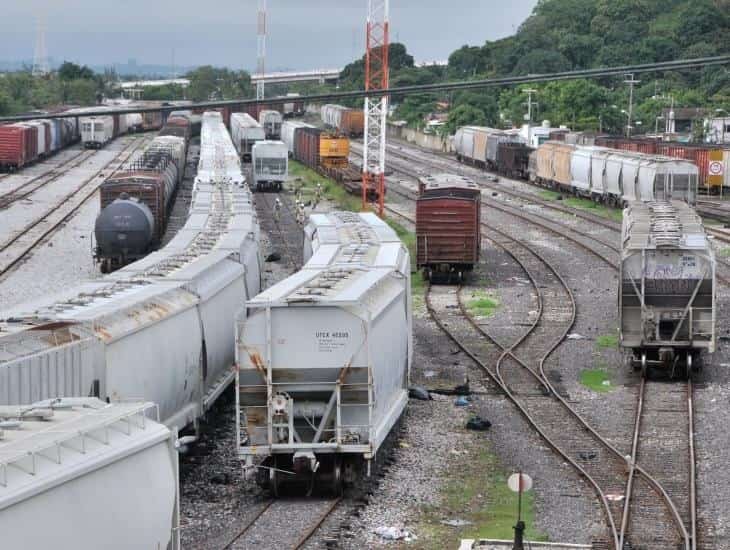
{"left": 0, "top": 57, "right": 291, "bottom": 78}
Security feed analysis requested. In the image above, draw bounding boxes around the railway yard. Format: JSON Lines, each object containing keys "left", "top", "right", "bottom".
{"left": 1, "top": 52, "right": 730, "bottom": 550}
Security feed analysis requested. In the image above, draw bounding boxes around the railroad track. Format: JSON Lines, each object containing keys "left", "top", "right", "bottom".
{"left": 221, "top": 497, "right": 341, "bottom": 549}
{"left": 621, "top": 376, "right": 696, "bottom": 548}
{"left": 366, "top": 140, "right": 730, "bottom": 288}
{"left": 0, "top": 148, "right": 96, "bottom": 210}
{"left": 255, "top": 189, "right": 302, "bottom": 271}
{"left": 383, "top": 176, "right": 695, "bottom": 548}
{"left": 0, "top": 135, "right": 151, "bottom": 280}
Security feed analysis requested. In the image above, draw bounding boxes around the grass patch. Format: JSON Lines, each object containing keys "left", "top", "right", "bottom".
{"left": 595, "top": 333, "right": 618, "bottom": 350}
{"left": 537, "top": 188, "right": 623, "bottom": 222}
{"left": 538, "top": 189, "right": 560, "bottom": 200}
{"left": 579, "top": 369, "right": 614, "bottom": 392}
{"left": 417, "top": 445, "right": 548, "bottom": 548}
{"left": 467, "top": 290, "right": 500, "bottom": 318}
{"left": 288, "top": 160, "right": 361, "bottom": 212}
{"left": 719, "top": 248, "right": 730, "bottom": 258}
{"left": 563, "top": 197, "right": 624, "bottom": 222}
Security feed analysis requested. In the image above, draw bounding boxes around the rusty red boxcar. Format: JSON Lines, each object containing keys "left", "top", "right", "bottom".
{"left": 0, "top": 124, "right": 38, "bottom": 172}
{"left": 416, "top": 174, "right": 481, "bottom": 282}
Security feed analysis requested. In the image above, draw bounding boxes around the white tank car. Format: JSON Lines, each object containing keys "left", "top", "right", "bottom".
{"left": 620, "top": 200, "right": 715, "bottom": 376}
{"left": 0, "top": 112, "right": 262, "bottom": 432}
{"left": 230, "top": 112, "right": 265, "bottom": 163}
{"left": 236, "top": 211, "right": 412, "bottom": 494}
{"left": 0, "top": 398, "right": 179, "bottom": 550}
{"left": 251, "top": 140, "right": 288, "bottom": 191}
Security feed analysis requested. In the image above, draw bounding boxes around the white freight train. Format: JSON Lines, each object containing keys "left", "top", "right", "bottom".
{"left": 230, "top": 112, "right": 266, "bottom": 163}
{"left": 532, "top": 143, "right": 700, "bottom": 206}
{"left": 236, "top": 211, "right": 412, "bottom": 494}
{"left": 251, "top": 140, "right": 288, "bottom": 191}
{"left": 619, "top": 200, "right": 715, "bottom": 376}
{"left": 0, "top": 111, "right": 262, "bottom": 432}
{"left": 0, "top": 398, "right": 180, "bottom": 550}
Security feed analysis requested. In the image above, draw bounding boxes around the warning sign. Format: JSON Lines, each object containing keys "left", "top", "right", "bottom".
{"left": 709, "top": 161, "right": 724, "bottom": 176}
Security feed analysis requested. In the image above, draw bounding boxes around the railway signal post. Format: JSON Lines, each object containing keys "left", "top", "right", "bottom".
{"left": 508, "top": 472, "right": 533, "bottom": 550}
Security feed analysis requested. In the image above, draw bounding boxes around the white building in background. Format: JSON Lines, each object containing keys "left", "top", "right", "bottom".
{"left": 520, "top": 120, "right": 569, "bottom": 148}
{"left": 705, "top": 116, "right": 730, "bottom": 144}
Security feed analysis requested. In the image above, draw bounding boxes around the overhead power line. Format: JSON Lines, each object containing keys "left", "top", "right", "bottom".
{"left": 2, "top": 55, "right": 729, "bottom": 123}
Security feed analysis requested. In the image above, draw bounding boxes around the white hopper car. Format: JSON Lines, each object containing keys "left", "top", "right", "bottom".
{"left": 251, "top": 140, "right": 288, "bottom": 191}
{"left": 230, "top": 112, "right": 266, "bottom": 164}
{"left": 236, "top": 211, "right": 412, "bottom": 494}
{"left": 0, "top": 112, "right": 262, "bottom": 432}
{"left": 281, "top": 120, "right": 314, "bottom": 158}
{"left": 620, "top": 200, "right": 715, "bottom": 376}
{"left": 0, "top": 398, "right": 179, "bottom": 550}
{"left": 531, "top": 143, "right": 700, "bottom": 207}
{"left": 258, "top": 109, "right": 283, "bottom": 140}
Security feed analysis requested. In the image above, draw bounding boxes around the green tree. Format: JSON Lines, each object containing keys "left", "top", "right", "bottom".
{"left": 57, "top": 61, "right": 95, "bottom": 81}
{"left": 186, "top": 66, "right": 251, "bottom": 101}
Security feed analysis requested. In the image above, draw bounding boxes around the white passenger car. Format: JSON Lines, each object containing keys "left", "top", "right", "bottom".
{"left": 236, "top": 211, "right": 412, "bottom": 493}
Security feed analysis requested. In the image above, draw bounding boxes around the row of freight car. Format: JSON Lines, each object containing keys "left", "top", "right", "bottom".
{"left": 454, "top": 126, "right": 729, "bottom": 192}
{"left": 94, "top": 110, "right": 202, "bottom": 272}
{"left": 455, "top": 127, "right": 700, "bottom": 206}
{"left": 0, "top": 111, "right": 263, "bottom": 550}
{"left": 0, "top": 117, "right": 79, "bottom": 171}
{"left": 284, "top": 119, "right": 378, "bottom": 199}
{"left": 229, "top": 112, "right": 288, "bottom": 191}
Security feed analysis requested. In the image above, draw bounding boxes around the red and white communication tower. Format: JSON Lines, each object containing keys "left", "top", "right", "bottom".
{"left": 362, "top": 0, "right": 389, "bottom": 215}
{"left": 256, "top": 0, "right": 267, "bottom": 101}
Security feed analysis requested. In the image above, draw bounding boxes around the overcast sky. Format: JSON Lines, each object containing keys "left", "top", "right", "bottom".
{"left": 1, "top": 1, "right": 537, "bottom": 70}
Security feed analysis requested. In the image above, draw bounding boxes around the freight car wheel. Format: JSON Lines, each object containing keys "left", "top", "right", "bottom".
{"left": 640, "top": 353, "right": 648, "bottom": 378}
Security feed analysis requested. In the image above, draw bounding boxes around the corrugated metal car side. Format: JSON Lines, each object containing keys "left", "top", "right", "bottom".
{"left": 0, "top": 334, "right": 103, "bottom": 405}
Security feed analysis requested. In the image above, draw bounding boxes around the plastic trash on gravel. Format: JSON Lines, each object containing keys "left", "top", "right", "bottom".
{"left": 374, "top": 526, "right": 417, "bottom": 541}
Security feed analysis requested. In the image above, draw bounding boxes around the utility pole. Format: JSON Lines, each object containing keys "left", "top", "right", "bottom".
{"left": 624, "top": 73, "right": 640, "bottom": 137}
{"left": 362, "top": 0, "right": 389, "bottom": 216}
{"left": 256, "top": 0, "right": 267, "bottom": 101}
{"left": 32, "top": 16, "right": 50, "bottom": 76}
{"left": 522, "top": 88, "right": 537, "bottom": 146}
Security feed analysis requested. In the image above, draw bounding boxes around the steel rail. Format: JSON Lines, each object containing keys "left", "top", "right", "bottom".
{"left": 220, "top": 500, "right": 274, "bottom": 549}
{"left": 469, "top": 221, "right": 689, "bottom": 550}
{"left": 384, "top": 193, "right": 690, "bottom": 549}
{"left": 2, "top": 56, "right": 729, "bottom": 122}
{"left": 423, "top": 278, "right": 620, "bottom": 548}
{"left": 688, "top": 379, "right": 697, "bottom": 550}
{"left": 292, "top": 497, "right": 342, "bottom": 550}
{"left": 0, "top": 135, "right": 150, "bottom": 279}
{"left": 0, "top": 149, "right": 96, "bottom": 210}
